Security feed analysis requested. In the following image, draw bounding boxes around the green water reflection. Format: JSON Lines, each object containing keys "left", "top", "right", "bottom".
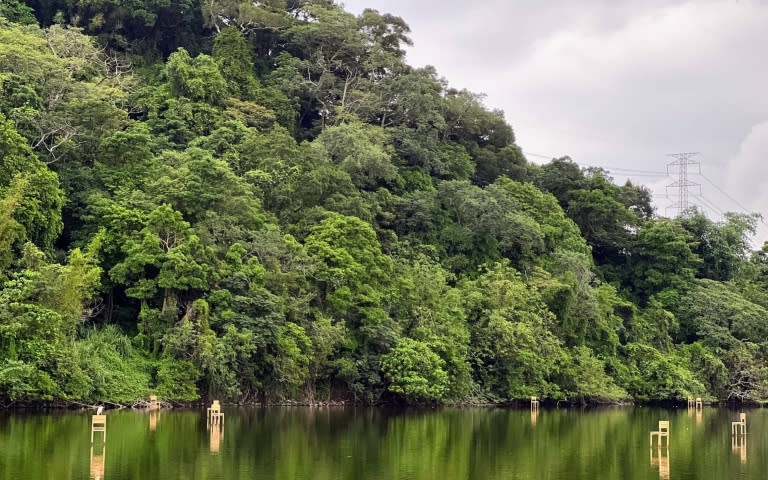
{"left": 0, "top": 406, "right": 762, "bottom": 479}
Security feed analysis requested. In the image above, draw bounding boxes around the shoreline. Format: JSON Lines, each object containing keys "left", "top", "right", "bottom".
{"left": 1, "top": 397, "right": 759, "bottom": 411}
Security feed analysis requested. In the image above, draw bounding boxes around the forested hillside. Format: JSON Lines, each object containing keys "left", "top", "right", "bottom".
{"left": 0, "top": 0, "right": 766, "bottom": 406}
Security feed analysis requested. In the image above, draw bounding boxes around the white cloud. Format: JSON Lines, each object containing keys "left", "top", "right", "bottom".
{"left": 724, "top": 121, "right": 768, "bottom": 245}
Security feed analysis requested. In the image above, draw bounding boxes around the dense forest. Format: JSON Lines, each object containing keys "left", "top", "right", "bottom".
{"left": 0, "top": 0, "right": 767, "bottom": 407}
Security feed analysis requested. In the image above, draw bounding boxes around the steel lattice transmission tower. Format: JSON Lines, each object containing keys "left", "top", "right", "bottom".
{"left": 665, "top": 152, "right": 701, "bottom": 217}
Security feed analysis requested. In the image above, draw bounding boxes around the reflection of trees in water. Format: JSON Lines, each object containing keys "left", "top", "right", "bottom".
{"left": 0, "top": 408, "right": 761, "bottom": 479}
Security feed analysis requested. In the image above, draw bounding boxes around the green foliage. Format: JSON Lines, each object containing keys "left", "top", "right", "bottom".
{"left": 313, "top": 121, "right": 397, "bottom": 190}
{"left": 0, "top": 113, "right": 64, "bottom": 252}
{"left": 381, "top": 338, "right": 448, "bottom": 402}
{"left": 212, "top": 27, "right": 260, "bottom": 99}
{"left": 0, "top": 0, "right": 36, "bottom": 24}
{"left": 624, "top": 219, "right": 699, "bottom": 306}
{"left": 0, "top": 9, "right": 766, "bottom": 407}
{"left": 202, "top": 0, "right": 292, "bottom": 37}
{"left": 0, "top": 176, "right": 27, "bottom": 270}
{"left": 0, "top": 241, "right": 101, "bottom": 402}
{"left": 155, "top": 358, "right": 200, "bottom": 401}
{"left": 0, "top": 360, "right": 57, "bottom": 401}
{"left": 305, "top": 212, "right": 392, "bottom": 324}
{"left": 77, "top": 325, "right": 152, "bottom": 402}
{"left": 109, "top": 205, "right": 212, "bottom": 314}
{"left": 494, "top": 178, "right": 589, "bottom": 257}
{"left": 390, "top": 256, "right": 471, "bottom": 400}
{"left": 560, "top": 346, "right": 629, "bottom": 402}
{"left": 679, "top": 209, "right": 757, "bottom": 281}
{"left": 619, "top": 343, "right": 702, "bottom": 402}
{"left": 166, "top": 48, "right": 228, "bottom": 105}
{"left": 675, "top": 279, "right": 768, "bottom": 347}
{"left": 275, "top": 322, "right": 312, "bottom": 397}
{"left": 462, "top": 262, "right": 566, "bottom": 401}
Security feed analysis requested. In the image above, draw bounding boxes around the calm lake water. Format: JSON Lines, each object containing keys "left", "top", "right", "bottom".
{"left": 0, "top": 406, "right": 762, "bottom": 479}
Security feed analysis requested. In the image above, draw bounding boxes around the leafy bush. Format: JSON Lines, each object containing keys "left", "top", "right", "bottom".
{"left": 381, "top": 338, "right": 448, "bottom": 402}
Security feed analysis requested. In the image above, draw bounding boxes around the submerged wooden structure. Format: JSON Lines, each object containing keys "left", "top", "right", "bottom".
{"left": 649, "top": 421, "right": 669, "bottom": 448}
{"left": 207, "top": 400, "right": 224, "bottom": 425}
{"left": 530, "top": 396, "right": 539, "bottom": 410}
{"left": 732, "top": 412, "right": 746, "bottom": 436}
{"left": 91, "top": 414, "right": 107, "bottom": 443}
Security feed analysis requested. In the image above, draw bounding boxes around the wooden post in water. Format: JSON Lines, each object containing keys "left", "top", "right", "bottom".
{"left": 207, "top": 400, "right": 224, "bottom": 425}
{"left": 149, "top": 395, "right": 159, "bottom": 410}
{"left": 695, "top": 397, "right": 703, "bottom": 409}
{"left": 91, "top": 414, "right": 107, "bottom": 444}
{"left": 649, "top": 421, "right": 669, "bottom": 448}
{"left": 530, "top": 396, "right": 539, "bottom": 410}
{"left": 732, "top": 412, "right": 746, "bottom": 436}
{"left": 687, "top": 396, "right": 694, "bottom": 408}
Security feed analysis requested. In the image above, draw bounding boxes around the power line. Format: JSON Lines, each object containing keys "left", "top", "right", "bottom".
{"left": 691, "top": 194, "right": 725, "bottom": 217}
{"left": 692, "top": 196, "right": 722, "bottom": 215}
{"left": 694, "top": 173, "right": 767, "bottom": 235}
{"left": 607, "top": 171, "right": 669, "bottom": 178}
{"left": 669, "top": 194, "right": 759, "bottom": 249}
{"left": 607, "top": 167, "right": 668, "bottom": 174}
{"left": 698, "top": 173, "right": 756, "bottom": 217}
{"left": 690, "top": 194, "right": 760, "bottom": 249}
{"left": 523, "top": 151, "right": 557, "bottom": 160}
{"left": 523, "top": 151, "right": 670, "bottom": 176}
{"left": 692, "top": 195, "right": 760, "bottom": 249}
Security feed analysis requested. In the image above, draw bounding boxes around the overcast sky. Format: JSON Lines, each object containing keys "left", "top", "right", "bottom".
{"left": 342, "top": 0, "right": 768, "bottom": 245}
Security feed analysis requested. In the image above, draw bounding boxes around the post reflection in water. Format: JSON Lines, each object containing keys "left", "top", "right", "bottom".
{"left": 209, "top": 423, "right": 222, "bottom": 453}
{"left": 150, "top": 410, "right": 159, "bottom": 432}
{"left": 696, "top": 408, "right": 702, "bottom": 424}
{"left": 732, "top": 435, "right": 747, "bottom": 464}
{"left": 650, "top": 446, "right": 670, "bottom": 480}
{"left": 89, "top": 444, "right": 105, "bottom": 480}
{"left": 530, "top": 408, "right": 538, "bottom": 425}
